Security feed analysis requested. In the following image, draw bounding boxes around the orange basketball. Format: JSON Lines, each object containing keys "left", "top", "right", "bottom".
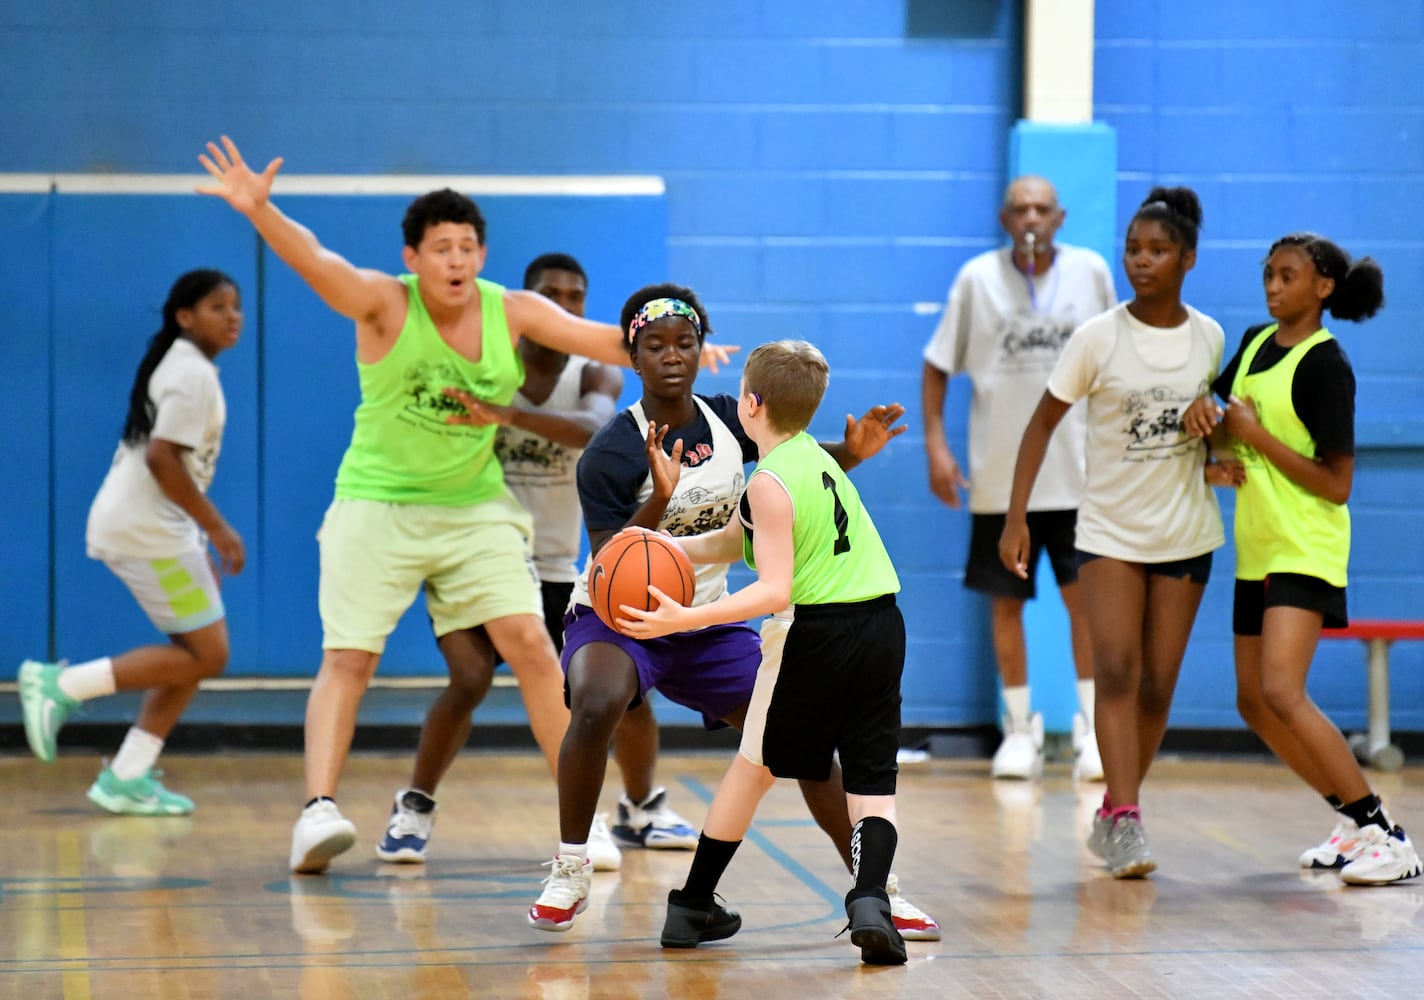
{"left": 588, "top": 526, "right": 696, "bottom": 635}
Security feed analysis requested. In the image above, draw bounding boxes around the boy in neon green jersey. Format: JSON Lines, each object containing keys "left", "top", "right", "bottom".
{"left": 196, "top": 136, "right": 735, "bottom": 875}
{"left": 620, "top": 340, "right": 911, "bottom": 966}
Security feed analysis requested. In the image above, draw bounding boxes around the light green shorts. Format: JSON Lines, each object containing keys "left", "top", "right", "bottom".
{"left": 317, "top": 493, "right": 542, "bottom": 653}
{"left": 93, "top": 546, "right": 225, "bottom": 635}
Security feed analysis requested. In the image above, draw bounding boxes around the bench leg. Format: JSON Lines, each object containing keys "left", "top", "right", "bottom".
{"left": 1358, "top": 639, "right": 1404, "bottom": 773}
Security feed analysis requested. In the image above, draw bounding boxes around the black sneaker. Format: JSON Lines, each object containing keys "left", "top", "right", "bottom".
{"left": 845, "top": 891, "right": 907, "bottom": 966}
{"left": 660, "top": 890, "right": 742, "bottom": 948}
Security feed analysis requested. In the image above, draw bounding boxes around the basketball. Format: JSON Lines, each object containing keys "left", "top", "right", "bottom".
{"left": 588, "top": 526, "right": 696, "bottom": 635}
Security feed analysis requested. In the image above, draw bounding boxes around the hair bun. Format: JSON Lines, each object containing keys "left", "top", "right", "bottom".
{"left": 1142, "top": 186, "right": 1203, "bottom": 229}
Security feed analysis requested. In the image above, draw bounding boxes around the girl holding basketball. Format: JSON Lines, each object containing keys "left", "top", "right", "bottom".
{"left": 1000, "top": 188, "right": 1228, "bottom": 879}
{"left": 1182, "top": 234, "right": 1420, "bottom": 885}
{"left": 527, "top": 283, "right": 934, "bottom": 938}
{"left": 19, "top": 269, "right": 245, "bottom": 815}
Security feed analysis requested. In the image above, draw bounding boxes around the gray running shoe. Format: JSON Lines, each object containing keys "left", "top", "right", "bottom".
{"left": 1103, "top": 814, "right": 1157, "bottom": 879}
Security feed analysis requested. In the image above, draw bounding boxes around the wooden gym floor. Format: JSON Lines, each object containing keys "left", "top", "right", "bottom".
{"left": 2, "top": 750, "right": 1422, "bottom": 998}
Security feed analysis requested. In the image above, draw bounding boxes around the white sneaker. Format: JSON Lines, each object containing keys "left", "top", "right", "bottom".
{"left": 612, "top": 788, "right": 699, "bottom": 849}
{"left": 886, "top": 874, "right": 941, "bottom": 941}
{"left": 990, "top": 712, "right": 1044, "bottom": 780}
{"left": 290, "top": 799, "right": 358, "bottom": 874}
{"left": 528, "top": 854, "right": 593, "bottom": 931}
{"left": 1071, "top": 712, "right": 1104, "bottom": 782}
{"left": 1298, "top": 816, "right": 1362, "bottom": 870}
{"left": 1340, "top": 825, "right": 1423, "bottom": 885}
{"left": 588, "top": 813, "right": 623, "bottom": 872}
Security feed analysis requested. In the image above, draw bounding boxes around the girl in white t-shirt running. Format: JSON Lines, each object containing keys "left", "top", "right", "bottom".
{"left": 999, "top": 188, "right": 1240, "bottom": 879}
{"left": 18, "top": 269, "right": 245, "bottom": 816}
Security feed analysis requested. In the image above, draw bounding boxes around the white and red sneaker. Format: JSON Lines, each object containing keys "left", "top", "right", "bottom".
{"left": 1340, "top": 825, "right": 1423, "bottom": 886}
{"left": 528, "top": 854, "right": 592, "bottom": 931}
{"left": 886, "top": 874, "right": 941, "bottom": 941}
{"left": 1298, "top": 816, "right": 1362, "bottom": 870}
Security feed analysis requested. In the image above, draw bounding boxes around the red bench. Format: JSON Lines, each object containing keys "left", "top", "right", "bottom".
{"left": 1321, "top": 620, "right": 1424, "bottom": 772}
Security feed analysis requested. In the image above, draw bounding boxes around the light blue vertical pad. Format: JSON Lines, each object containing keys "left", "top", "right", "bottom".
{"left": 1006, "top": 121, "right": 1118, "bottom": 734}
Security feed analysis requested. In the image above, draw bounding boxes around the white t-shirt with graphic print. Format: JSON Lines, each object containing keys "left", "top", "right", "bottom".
{"left": 571, "top": 394, "right": 749, "bottom": 610}
{"left": 494, "top": 357, "right": 591, "bottom": 584}
{"left": 923, "top": 243, "right": 1117, "bottom": 513}
{"left": 1047, "top": 303, "right": 1225, "bottom": 563}
{"left": 87, "top": 337, "right": 226, "bottom": 559}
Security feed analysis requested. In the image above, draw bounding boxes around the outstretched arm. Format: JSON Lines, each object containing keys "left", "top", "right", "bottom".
{"left": 821, "top": 402, "right": 908, "bottom": 471}
{"left": 507, "top": 290, "right": 741, "bottom": 373}
{"left": 196, "top": 136, "right": 397, "bottom": 325}
{"left": 506, "top": 290, "right": 628, "bottom": 367}
{"left": 999, "top": 391, "right": 1071, "bottom": 578}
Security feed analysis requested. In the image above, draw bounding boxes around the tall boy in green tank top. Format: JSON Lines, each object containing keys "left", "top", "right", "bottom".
{"left": 195, "top": 136, "right": 691, "bottom": 875}
{"left": 620, "top": 340, "right": 912, "bottom": 966}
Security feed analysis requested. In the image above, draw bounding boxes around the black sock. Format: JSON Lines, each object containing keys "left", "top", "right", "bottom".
{"left": 1340, "top": 794, "right": 1390, "bottom": 833}
{"left": 304, "top": 796, "right": 335, "bottom": 810}
{"left": 1325, "top": 794, "right": 1343, "bottom": 810}
{"left": 850, "top": 816, "right": 898, "bottom": 897}
{"left": 678, "top": 834, "right": 741, "bottom": 906}
{"left": 402, "top": 789, "right": 436, "bottom": 813}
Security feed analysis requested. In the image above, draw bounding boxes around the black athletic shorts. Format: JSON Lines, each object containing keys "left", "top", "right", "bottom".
{"left": 1076, "top": 549, "right": 1214, "bottom": 585}
{"left": 758, "top": 594, "right": 904, "bottom": 796}
{"left": 1233, "top": 574, "right": 1348, "bottom": 636}
{"left": 964, "top": 510, "right": 1079, "bottom": 600}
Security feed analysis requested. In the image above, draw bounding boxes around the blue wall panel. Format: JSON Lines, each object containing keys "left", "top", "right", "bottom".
{"left": 0, "top": 196, "right": 53, "bottom": 671}
{"left": 47, "top": 197, "right": 260, "bottom": 666}
{"left": 11, "top": 0, "right": 1422, "bottom": 734}
{"left": 1097, "top": 0, "right": 1424, "bottom": 729}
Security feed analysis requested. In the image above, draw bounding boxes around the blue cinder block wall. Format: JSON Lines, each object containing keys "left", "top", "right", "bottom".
{"left": 2, "top": 0, "right": 1422, "bottom": 731}
{"left": 1095, "top": 0, "right": 1424, "bottom": 729}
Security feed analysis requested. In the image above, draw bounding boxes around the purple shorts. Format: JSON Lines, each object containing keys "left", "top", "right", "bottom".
{"left": 561, "top": 603, "right": 761, "bottom": 729}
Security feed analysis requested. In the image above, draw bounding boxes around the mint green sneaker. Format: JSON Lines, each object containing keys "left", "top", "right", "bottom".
{"left": 87, "top": 767, "right": 195, "bottom": 816}
{"left": 18, "top": 659, "right": 79, "bottom": 763}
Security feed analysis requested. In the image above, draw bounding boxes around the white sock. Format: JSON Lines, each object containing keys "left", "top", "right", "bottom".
{"left": 57, "top": 657, "right": 116, "bottom": 702}
{"left": 111, "top": 727, "right": 164, "bottom": 781}
{"left": 558, "top": 842, "right": 589, "bottom": 860}
{"left": 1077, "top": 679, "right": 1097, "bottom": 730}
{"left": 1003, "top": 685, "right": 1031, "bottom": 729}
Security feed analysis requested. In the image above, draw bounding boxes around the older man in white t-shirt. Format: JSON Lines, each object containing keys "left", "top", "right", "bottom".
{"left": 921, "top": 176, "right": 1117, "bottom": 781}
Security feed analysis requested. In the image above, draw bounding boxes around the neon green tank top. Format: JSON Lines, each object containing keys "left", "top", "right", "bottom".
{"left": 742, "top": 432, "right": 900, "bottom": 605}
{"left": 1230, "top": 324, "right": 1350, "bottom": 586}
{"left": 334, "top": 275, "right": 524, "bottom": 505}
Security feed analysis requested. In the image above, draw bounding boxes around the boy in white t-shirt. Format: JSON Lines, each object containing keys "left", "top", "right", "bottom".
{"left": 19, "top": 269, "right": 246, "bottom": 815}
{"left": 922, "top": 176, "right": 1117, "bottom": 781}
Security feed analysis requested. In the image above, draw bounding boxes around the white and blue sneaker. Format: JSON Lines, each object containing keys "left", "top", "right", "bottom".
{"left": 376, "top": 788, "right": 436, "bottom": 863}
{"left": 611, "top": 787, "right": 698, "bottom": 850}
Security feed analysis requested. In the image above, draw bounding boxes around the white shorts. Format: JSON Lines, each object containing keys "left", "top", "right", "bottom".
{"left": 738, "top": 610, "right": 793, "bottom": 767}
{"left": 92, "top": 546, "right": 225, "bottom": 635}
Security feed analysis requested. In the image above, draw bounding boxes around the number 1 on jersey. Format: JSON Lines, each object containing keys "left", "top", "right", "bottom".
{"left": 821, "top": 471, "right": 851, "bottom": 555}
